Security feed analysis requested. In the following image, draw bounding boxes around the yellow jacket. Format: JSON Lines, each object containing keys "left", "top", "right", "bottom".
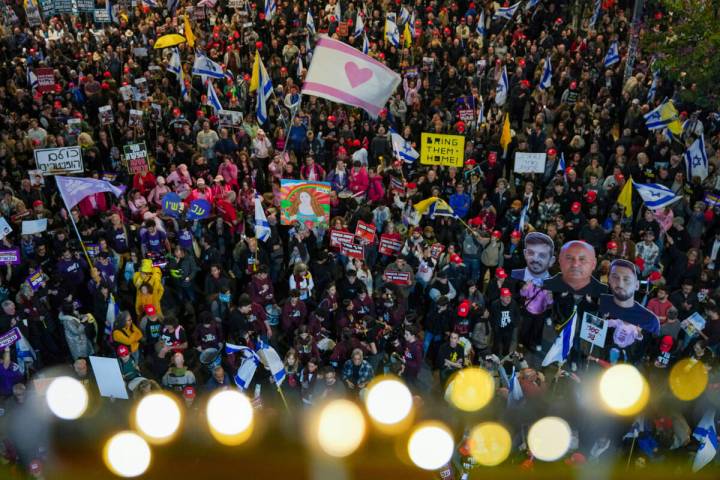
{"left": 113, "top": 323, "right": 143, "bottom": 353}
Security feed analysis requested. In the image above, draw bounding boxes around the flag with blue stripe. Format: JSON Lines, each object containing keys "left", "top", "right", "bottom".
{"left": 264, "top": 0, "right": 276, "bottom": 21}
{"left": 495, "top": 66, "right": 508, "bottom": 106}
{"left": 306, "top": 10, "right": 316, "bottom": 35}
{"left": 525, "top": 0, "right": 541, "bottom": 11}
{"left": 557, "top": 152, "right": 566, "bottom": 176}
{"left": 542, "top": 308, "right": 578, "bottom": 366}
{"left": 476, "top": 10, "right": 486, "bottom": 36}
{"left": 589, "top": 0, "right": 601, "bottom": 29}
{"left": 623, "top": 416, "right": 646, "bottom": 440}
{"left": 518, "top": 203, "right": 529, "bottom": 232}
{"left": 27, "top": 69, "right": 38, "bottom": 92}
{"left": 399, "top": 7, "right": 410, "bottom": 24}
{"left": 647, "top": 71, "right": 659, "bottom": 102}
{"left": 226, "top": 343, "right": 261, "bottom": 391}
{"left": 207, "top": 81, "right": 222, "bottom": 111}
{"left": 167, "top": 48, "right": 181, "bottom": 76}
{"left": 644, "top": 99, "right": 680, "bottom": 131}
{"left": 493, "top": 2, "right": 521, "bottom": 21}
{"left": 362, "top": 33, "right": 369, "bottom": 54}
{"left": 166, "top": 0, "right": 179, "bottom": 17}
{"left": 634, "top": 182, "right": 682, "bottom": 209}
{"left": 142, "top": 0, "right": 158, "bottom": 8}
{"left": 391, "top": 130, "right": 419, "bottom": 164}
{"left": 604, "top": 41, "right": 620, "bottom": 67}
{"left": 256, "top": 339, "right": 286, "bottom": 386}
{"left": 256, "top": 56, "right": 273, "bottom": 125}
{"left": 192, "top": 53, "right": 225, "bottom": 79}
{"left": 107, "top": 0, "right": 119, "bottom": 23}
{"left": 685, "top": 134, "right": 709, "bottom": 180}
{"left": 538, "top": 56, "right": 552, "bottom": 90}
{"left": 254, "top": 194, "right": 271, "bottom": 241}
{"left": 354, "top": 12, "right": 364, "bottom": 38}
{"left": 693, "top": 410, "right": 718, "bottom": 472}
{"left": 386, "top": 19, "right": 400, "bottom": 47}
{"left": 478, "top": 101, "right": 486, "bottom": 124}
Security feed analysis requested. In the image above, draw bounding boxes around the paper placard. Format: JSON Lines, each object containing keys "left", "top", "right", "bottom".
{"left": 0, "top": 217, "right": 13, "bottom": 240}
{"left": 354, "top": 220, "right": 376, "bottom": 243}
{"left": 123, "top": 142, "right": 149, "bottom": 174}
{"left": 514, "top": 152, "right": 547, "bottom": 174}
{"left": 378, "top": 235, "right": 402, "bottom": 256}
{"left": 330, "top": 229, "right": 354, "bottom": 248}
{"left": 579, "top": 312, "right": 608, "bottom": 348}
{"left": 99, "top": 105, "right": 114, "bottom": 125}
{"left": 341, "top": 242, "right": 364, "bottom": 260}
{"left": 22, "top": 218, "right": 48, "bottom": 235}
{"left": 681, "top": 312, "right": 706, "bottom": 338}
{"left": 385, "top": 269, "right": 411, "bottom": 285}
{"left": 162, "top": 192, "right": 183, "bottom": 218}
{"left": 0, "top": 327, "right": 21, "bottom": 349}
{"left": 35, "top": 67, "right": 56, "bottom": 93}
{"left": 89, "top": 355, "right": 129, "bottom": 400}
{"left": 420, "top": 133, "right": 465, "bottom": 167}
{"left": 34, "top": 146, "right": 83, "bottom": 175}
{"left": 0, "top": 249, "right": 21, "bottom": 265}
{"left": 430, "top": 242, "right": 445, "bottom": 259}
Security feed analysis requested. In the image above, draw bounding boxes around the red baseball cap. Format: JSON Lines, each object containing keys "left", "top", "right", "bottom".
{"left": 465, "top": 158, "right": 477, "bottom": 166}
{"left": 32, "top": 200, "right": 43, "bottom": 208}
{"left": 457, "top": 299, "right": 471, "bottom": 318}
{"left": 585, "top": 190, "right": 597, "bottom": 203}
{"left": 607, "top": 241, "right": 618, "bottom": 250}
{"left": 634, "top": 257, "right": 646, "bottom": 270}
{"left": 500, "top": 287, "right": 512, "bottom": 297}
{"left": 571, "top": 202, "right": 582, "bottom": 213}
{"left": 648, "top": 270, "right": 663, "bottom": 282}
{"left": 496, "top": 267, "right": 508, "bottom": 279}
{"left": 492, "top": 230, "right": 502, "bottom": 239}
{"left": 469, "top": 216, "right": 483, "bottom": 226}
{"left": 547, "top": 148, "right": 557, "bottom": 156}
{"left": 116, "top": 345, "right": 130, "bottom": 357}
{"left": 659, "top": 335, "right": 674, "bottom": 353}
{"left": 144, "top": 304, "right": 156, "bottom": 316}
{"left": 511, "top": 230, "right": 522, "bottom": 239}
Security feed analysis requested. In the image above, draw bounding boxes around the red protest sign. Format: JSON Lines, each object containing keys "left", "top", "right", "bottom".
{"left": 35, "top": 68, "right": 56, "bottom": 93}
{"left": 378, "top": 235, "right": 402, "bottom": 256}
{"left": 430, "top": 243, "right": 445, "bottom": 259}
{"left": 341, "top": 242, "right": 364, "bottom": 260}
{"left": 355, "top": 220, "right": 377, "bottom": 243}
{"left": 385, "top": 269, "right": 411, "bottom": 286}
{"left": 330, "top": 229, "right": 355, "bottom": 248}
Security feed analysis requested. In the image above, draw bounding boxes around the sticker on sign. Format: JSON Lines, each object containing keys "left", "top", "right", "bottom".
{"left": 34, "top": 146, "right": 84, "bottom": 175}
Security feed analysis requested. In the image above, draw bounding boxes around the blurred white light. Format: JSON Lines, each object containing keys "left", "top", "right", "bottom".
{"left": 206, "top": 390, "right": 253, "bottom": 436}
{"left": 365, "top": 378, "right": 413, "bottom": 425}
{"left": 407, "top": 422, "right": 454, "bottom": 470}
{"left": 599, "top": 364, "right": 648, "bottom": 415}
{"left": 527, "top": 416, "right": 571, "bottom": 461}
{"left": 104, "top": 431, "right": 152, "bottom": 477}
{"left": 135, "top": 393, "right": 181, "bottom": 442}
{"left": 317, "top": 399, "right": 366, "bottom": 457}
{"left": 46, "top": 376, "right": 88, "bottom": 420}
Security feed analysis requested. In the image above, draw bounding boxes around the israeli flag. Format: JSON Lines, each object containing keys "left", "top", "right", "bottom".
{"left": 166, "top": 0, "right": 179, "bottom": 17}
{"left": 557, "top": 151, "right": 566, "bottom": 175}
{"left": 306, "top": 10, "right": 316, "bottom": 35}
{"left": 478, "top": 101, "right": 486, "bottom": 124}
{"left": 297, "top": 55, "right": 303, "bottom": 77}
{"left": 362, "top": 33, "right": 369, "bottom": 54}
{"left": 647, "top": 71, "right": 659, "bottom": 102}
{"left": 335, "top": 1, "right": 342, "bottom": 21}
{"left": 589, "top": 0, "right": 602, "bottom": 28}
{"left": 141, "top": 0, "right": 158, "bottom": 8}
{"left": 518, "top": 203, "right": 529, "bottom": 234}
{"left": 264, "top": 0, "right": 276, "bottom": 21}
{"left": 644, "top": 99, "right": 676, "bottom": 130}
{"left": 685, "top": 134, "right": 709, "bottom": 180}
{"left": 476, "top": 10, "right": 486, "bottom": 36}
{"left": 27, "top": 69, "right": 38, "bottom": 92}
{"left": 634, "top": 182, "right": 682, "bottom": 209}
{"left": 495, "top": 66, "right": 508, "bottom": 106}
{"left": 256, "top": 340, "right": 286, "bottom": 386}
{"left": 192, "top": 53, "right": 225, "bottom": 79}
{"left": 207, "top": 81, "right": 222, "bottom": 111}
{"left": 399, "top": 6, "right": 410, "bottom": 24}
{"left": 107, "top": 0, "right": 119, "bottom": 23}
{"left": 692, "top": 410, "right": 718, "bottom": 472}
{"left": 227, "top": 343, "right": 261, "bottom": 391}
{"left": 254, "top": 194, "right": 271, "bottom": 241}
{"left": 354, "top": 12, "right": 364, "bottom": 38}
{"left": 538, "top": 56, "right": 552, "bottom": 90}
{"left": 525, "top": 0, "right": 541, "bottom": 11}
{"left": 386, "top": 19, "right": 400, "bottom": 47}
{"left": 493, "top": 1, "right": 521, "bottom": 21}
{"left": 507, "top": 367, "right": 524, "bottom": 405}
{"left": 167, "top": 48, "right": 181, "bottom": 77}
{"left": 391, "top": 130, "right": 419, "bottom": 164}
{"left": 604, "top": 41, "right": 620, "bottom": 67}
{"left": 623, "top": 416, "right": 646, "bottom": 440}
{"left": 542, "top": 308, "right": 578, "bottom": 367}
{"left": 305, "top": 34, "right": 313, "bottom": 63}
{"left": 256, "top": 57, "right": 273, "bottom": 125}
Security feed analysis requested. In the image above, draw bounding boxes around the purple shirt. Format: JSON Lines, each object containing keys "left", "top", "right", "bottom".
{"left": 607, "top": 319, "right": 644, "bottom": 349}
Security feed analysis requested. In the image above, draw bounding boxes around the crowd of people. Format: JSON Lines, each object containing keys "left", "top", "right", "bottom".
{"left": 0, "top": 0, "right": 719, "bottom": 476}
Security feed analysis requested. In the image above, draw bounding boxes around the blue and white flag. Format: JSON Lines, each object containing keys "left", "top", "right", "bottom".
{"left": 478, "top": 100, "right": 486, "bottom": 124}
{"left": 107, "top": 0, "right": 119, "bottom": 23}
{"left": 647, "top": 71, "right": 659, "bottom": 103}
{"left": 141, "top": 0, "right": 158, "bottom": 8}
{"left": 476, "top": 10, "right": 486, "bottom": 36}
{"left": 254, "top": 195, "right": 271, "bottom": 241}
{"left": 557, "top": 152, "right": 566, "bottom": 175}
{"left": 256, "top": 54, "right": 273, "bottom": 124}
{"left": 507, "top": 367, "right": 524, "bottom": 405}
{"left": 589, "top": 0, "right": 602, "bottom": 29}
{"left": 306, "top": 10, "right": 316, "bottom": 35}
{"left": 623, "top": 416, "right": 646, "bottom": 440}
{"left": 386, "top": 19, "right": 400, "bottom": 47}
{"left": 362, "top": 33, "right": 369, "bottom": 54}
{"left": 538, "top": 56, "right": 552, "bottom": 90}
{"left": 518, "top": 203, "right": 529, "bottom": 232}
{"left": 495, "top": 66, "right": 509, "bottom": 106}
{"left": 634, "top": 182, "right": 682, "bottom": 209}
{"left": 334, "top": 1, "right": 342, "bottom": 21}
{"left": 542, "top": 308, "right": 578, "bottom": 367}
{"left": 167, "top": 48, "right": 181, "bottom": 76}
{"left": 354, "top": 12, "right": 364, "bottom": 38}
{"left": 207, "top": 81, "right": 222, "bottom": 111}
{"left": 685, "top": 134, "right": 709, "bottom": 180}
{"left": 226, "top": 343, "right": 261, "bottom": 391}
{"left": 264, "top": 0, "right": 276, "bottom": 21}
{"left": 305, "top": 34, "right": 313, "bottom": 63}
{"left": 525, "top": 0, "right": 541, "bottom": 11}
{"left": 399, "top": 6, "right": 410, "bottom": 24}
{"left": 297, "top": 55, "right": 303, "bottom": 77}
{"left": 493, "top": 1, "right": 521, "bottom": 21}
{"left": 693, "top": 410, "right": 718, "bottom": 472}
{"left": 391, "top": 130, "right": 419, "bottom": 164}
{"left": 192, "top": 53, "right": 225, "bottom": 79}
{"left": 256, "top": 340, "right": 286, "bottom": 386}
{"left": 604, "top": 41, "right": 620, "bottom": 67}
{"left": 166, "top": 0, "right": 179, "bottom": 17}
{"left": 27, "top": 69, "right": 38, "bottom": 93}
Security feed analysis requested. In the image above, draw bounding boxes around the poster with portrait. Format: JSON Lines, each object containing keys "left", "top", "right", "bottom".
{"left": 279, "top": 179, "right": 331, "bottom": 227}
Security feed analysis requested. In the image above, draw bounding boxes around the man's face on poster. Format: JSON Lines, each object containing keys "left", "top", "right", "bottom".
{"left": 608, "top": 265, "right": 639, "bottom": 302}
{"left": 524, "top": 241, "right": 555, "bottom": 276}
{"left": 558, "top": 242, "right": 596, "bottom": 286}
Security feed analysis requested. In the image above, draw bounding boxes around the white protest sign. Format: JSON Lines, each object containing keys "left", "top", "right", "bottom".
{"left": 89, "top": 355, "right": 129, "bottom": 400}
{"left": 0, "top": 217, "right": 12, "bottom": 240}
{"left": 514, "top": 152, "right": 547, "bottom": 174}
{"left": 579, "top": 312, "right": 608, "bottom": 348}
{"left": 34, "top": 146, "right": 83, "bottom": 175}
{"left": 22, "top": 218, "right": 48, "bottom": 235}
{"left": 681, "top": 312, "right": 706, "bottom": 338}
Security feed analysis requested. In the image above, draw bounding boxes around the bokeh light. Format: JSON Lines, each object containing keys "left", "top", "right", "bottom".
{"left": 206, "top": 390, "right": 254, "bottom": 446}
{"left": 134, "top": 393, "right": 182, "bottom": 443}
{"left": 45, "top": 376, "right": 88, "bottom": 420}
{"left": 598, "top": 364, "right": 649, "bottom": 415}
{"left": 103, "top": 431, "right": 152, "bottom": 477}
{"left": 365, "top": 377, "right": 413, "bottom": 427}
{"left": 407, "top": 422, "right": 454, "bottom": 470}
{"left": 468, "top": 422, "right": 512, "bottom": 466}
{"left": 317, "top": 399, "right": 366, "bottom": 457}
{"left": 446, "top": 367, "right": 494, "bottom": 412}
{"left": 527, "top": 417, "right": 572, "bottom": 462}
{"left": 669, "top": 358, "right": 708, "bottom": 401}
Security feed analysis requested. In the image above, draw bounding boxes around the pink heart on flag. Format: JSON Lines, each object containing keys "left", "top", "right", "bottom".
{"left": 344, "top": 62, "right": 373, "bottom": 88}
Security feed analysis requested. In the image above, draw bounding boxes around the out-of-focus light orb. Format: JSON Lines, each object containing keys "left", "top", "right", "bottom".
{"left": 46, "top": 376, "right": 88, "bottom": 420}
{"left": 407, "top": 422, "right": 454, "bottom": 470}
{"left": 365, "top": 377, "right": 413, "bottom": 425}
{"left": 599, "top": 364, "right": 649, "bottom": 415}
{"left": 468, "top": 422, "right": 512, "bottom": 466}
{"left": 527, "top": 417, "right": 572, "bottom": 462}
{"left": 447, "top": 367, "right": 494, "bottom": 412}
{"left": 135, "top": 393, "right": 182, "bottom": 442}
{"left": 103, "top": 431, "right": 152, "bottom": 477}
{"left": 206, "top": 390, "right": 254, "bottom": 445}
{"left": 669, "top": 358, "right": 708, "bottom": 401}
{"left": 317, "top": 399, "right": 366, "bottom": 457}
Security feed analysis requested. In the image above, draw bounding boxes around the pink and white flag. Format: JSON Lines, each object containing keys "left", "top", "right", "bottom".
{"left": 302, "top": 36, "right": 401, "bottom": 118}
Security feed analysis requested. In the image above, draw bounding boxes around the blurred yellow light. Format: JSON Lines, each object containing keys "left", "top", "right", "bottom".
{"left": 669, "top": 358, "right": 708, "bottom": 401}
{"left": 599, "top": 364, "right": 649, "bottom": 415}
{"left": 407, "top": 422, "right": 454, "bottom": 470}
{"left": 206, "top": 390, "right": 254, "bottom": 445}
{"left": 365, "top": 377, "right": 413, "bottom": 426}
{"left": 468, "top": 422, "right": 512, "bottom": 466}
{"left": 527, "top": 417, "right": 571, "bottom": 462}
{"left": 46, "top": 376, "right": 88, "bottom": 420}
{"left": 103, "top": 431, "right": 152, "bottom": 477}
{"left": 317, "top": 399, "right": 366, "bottom": 457}
{"left": 134, "top": 393, "right": 182, "bottom": 443}
{"left": 447, "top": 367, "right": 494, "bottom": 412}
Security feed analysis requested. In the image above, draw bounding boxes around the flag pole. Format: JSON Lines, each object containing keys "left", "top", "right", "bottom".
{"left": 59, "top": 193, "right": 93, "bottom": 266}
{"left": 626, "top": 435, "right": 637, "bottom": 470}
{"left": 276, "top": 384, "right": 290, "bottom": 412}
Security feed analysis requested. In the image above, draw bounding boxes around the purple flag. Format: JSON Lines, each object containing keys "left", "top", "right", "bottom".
{"left": 55, "top": 176, "right": 126, "bottom": 210}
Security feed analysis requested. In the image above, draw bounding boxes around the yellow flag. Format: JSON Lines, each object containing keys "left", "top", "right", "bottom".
{"left": 617, "top": 177, "right": 633, "bottom": 218}
{"left": 500, "top": 113, "right": 511, "bottom": 154}
{"left": 403, "top": 23, "right": 412, "bottom": 48}
{"left": 153, "top": 33, "right": 187, "bottom": 49}
{"left": 249, "top": 50, "right": 260, "bottom": 93}
{"left": 413, "top": 197, "right": 439, "bottom": 215}
{"left": 184, "top": 15, "right": 195, "bottom": 48}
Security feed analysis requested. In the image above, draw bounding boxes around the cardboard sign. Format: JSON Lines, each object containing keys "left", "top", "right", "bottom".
{"left": 0, "top": 249, "right": 21, "bottom": 265}
{"left": 341, "top": 242, "right": 364, "bottom": 260}
{"left": 579, "top": 312, "right": 608, "bottom": 348}
{"left": 26, "top": 1, "right": 42, "bottom": 26}
{"left": 355, "top": 220, "right": 376, "bottom": 243}
{"left": 430, "top": 242, "right": 445, "bottom": 259}
{"left": 330, "top": 229, "right": 354, "bottom": 248}
{"left": 150, "top": 103, "right": 162, "bottom": 122}
{"left": 34, "top": 146, "right": 83, "bottom": 175}
{"left": 22, "top": 219, "right": 48, "bottom": 235}
{"left": 128, "top": 109, "right": 144, "bottom": 128}
{"left": 681, "top": 312, "right": 706, "bottom": 338}
{"left": 0, "top": 327, "right": 21, "bottom": 349}
{"left": 514, "top": 152, "right": 547, "bottom": 174}
{"left": 162, "top": 192, "right": 183, "bottom": 218}
{"left": 458, "top": 109, "right": 475, "bottom": 122}
{"left": 187, "top": 198, "right": 211, "bottom": 220}
{"left": 26, "top": 270, "right": 46, "bottom": 291}
{"left": 54, "top": 0, "right": 76, "bottom": 14}
{"left": 0, "top": 217, "right": 12, "bottom": 240}
{"left": 123, "top": 142, "right": 149, "bottom": 174}
{"left": 35, "top": 67, "right": 55, "bottom": 93}
{"left": 99, "top": 105, "right": 114, "bottom": 125}
{"left": 218, "top": 110, "right": 244, "bottom": 127}
{"left": 337, "top": 21, "right": 349, "bottom": 36}
{"left": 420, "top": 133, "right": 465, "bottom": 167}
{"left": 93, "top": 8, "right": 110, "bottom": 23}
{"left": 67, "top": 118, "right": 82, "bottom": 137}
{"left": 77, "top": 0, "right": 95, "bottom": 12}
{"left": 385, "top": 269, "right": 411, "bottom": 286}
{"left": 89, "top": 355, "right": 129, "bottom": 400}
{"left": 28, "top": 170, "right": 44, "bottom": 186}
{"left": 378, "top": 235, "right": 402, "bottom": 256}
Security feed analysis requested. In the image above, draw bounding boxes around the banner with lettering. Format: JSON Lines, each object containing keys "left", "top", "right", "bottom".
{"left": 378, "top": 235, "right": 402, "bottom": 256}
{"left": 354, "top": 220, "right": 376, "bottom": 243}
